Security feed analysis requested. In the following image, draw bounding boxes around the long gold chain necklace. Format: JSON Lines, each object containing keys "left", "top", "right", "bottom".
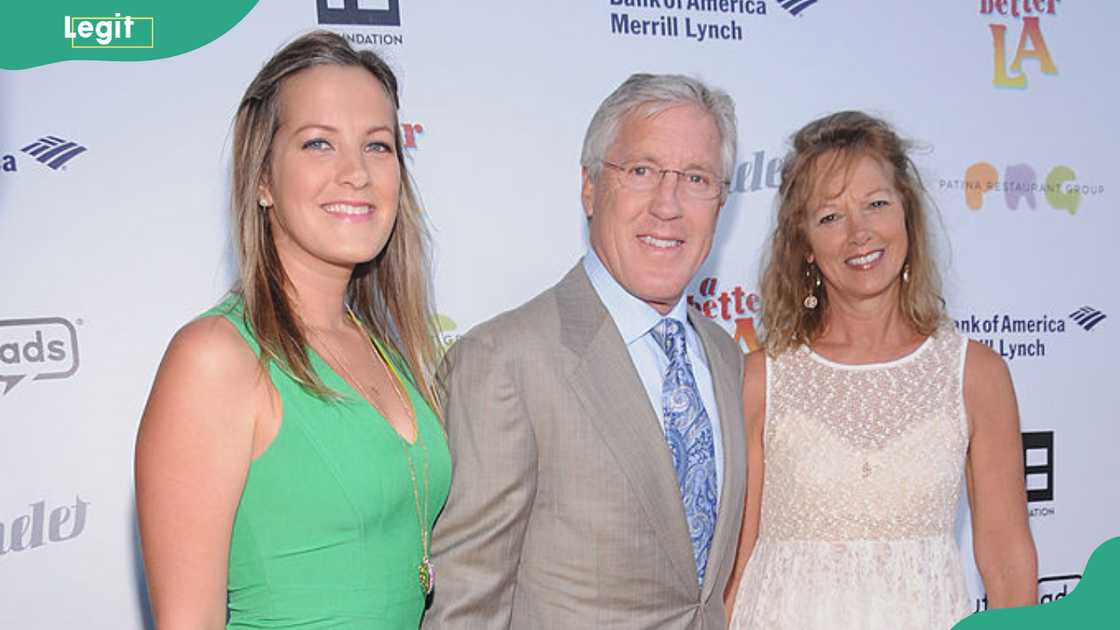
{"left": 311, "top": 309, "right": 433, "bottom": 596}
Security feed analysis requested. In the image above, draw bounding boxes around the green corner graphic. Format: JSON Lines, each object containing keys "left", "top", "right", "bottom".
{"left": 1, "top": 1, "right": 259, "bottom": 70}
{"left": 954, "top": 537, "right": 1120, "bottom": 629}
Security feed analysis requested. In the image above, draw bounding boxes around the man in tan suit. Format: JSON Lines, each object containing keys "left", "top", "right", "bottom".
{"left": 424, "top": 74, "right": 745, "bottom": 629}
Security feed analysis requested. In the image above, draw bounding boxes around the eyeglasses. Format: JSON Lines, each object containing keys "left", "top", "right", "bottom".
{"left": 601, "top": 160, "right": 727, "bottom": 201}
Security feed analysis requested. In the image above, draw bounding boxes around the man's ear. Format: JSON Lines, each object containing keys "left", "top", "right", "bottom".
{"left": 581, "top": 166, "right": 595, "bottom": 220}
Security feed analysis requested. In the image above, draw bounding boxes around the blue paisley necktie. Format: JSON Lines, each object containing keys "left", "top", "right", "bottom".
{"left": 651, "top": 317, "right": 718, "bottom": 585}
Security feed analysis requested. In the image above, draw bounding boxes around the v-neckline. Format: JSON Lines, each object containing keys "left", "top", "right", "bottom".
{"left": 308, "top": 347, "right": 420, "bottom": 447}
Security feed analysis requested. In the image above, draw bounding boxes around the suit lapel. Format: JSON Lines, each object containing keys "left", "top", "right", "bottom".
{"left": 690, "top": 310, "right": 746, "bottom": 599}
{"left": 557, "top": 264, "right": 699, "bottom": 591}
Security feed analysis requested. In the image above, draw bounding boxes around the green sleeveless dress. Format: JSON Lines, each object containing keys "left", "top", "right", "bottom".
{"left": 203, "top": 296, "right": 451, "bottom": 629}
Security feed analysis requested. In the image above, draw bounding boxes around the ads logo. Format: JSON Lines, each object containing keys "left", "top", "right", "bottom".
{"left": 1037, "top": 574, "right": 1080, "bottom": 604}
{"left": 317, "top": 0, "right": 400, "bottom": 26}
{"left": 0, "top": 318, "right": 80, "bottom": 395}
{"left": 0, "top": 497, "right": 90, "bottom": 556}
{"left": 973, "top": 573, "right": 1080, "bottom": 612}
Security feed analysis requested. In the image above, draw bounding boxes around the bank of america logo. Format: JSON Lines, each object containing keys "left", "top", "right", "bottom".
{"left": 20, "top": 136, "right": 88, "bottom": 170}
{"left": 1069, "top": 306, "right": 1106, "bottom": 331}
{"left": 317, "top": 0, "right": 400, "bottom": 26}
{"left": 779, "top": 0, "right": 821, "bottom": 16}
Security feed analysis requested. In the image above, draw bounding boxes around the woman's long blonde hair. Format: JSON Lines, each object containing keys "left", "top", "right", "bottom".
{"left": 230, "top": 30, "right": 440, "bottom": 411}
{"left": 760, "top": 111, "right": 945, "bottom": 356}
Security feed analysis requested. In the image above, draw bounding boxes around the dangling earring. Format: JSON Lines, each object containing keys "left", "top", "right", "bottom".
{"left": 803, "top": 266, "right": 821, "bottom": 310}
{"left": 258, "top": 198, "right": 271, "bottom": 209}
{"left": 902, "top": 263, "right": 911, "bottom": 284}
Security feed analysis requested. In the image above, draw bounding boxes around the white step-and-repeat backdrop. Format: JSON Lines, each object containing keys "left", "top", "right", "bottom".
{"left": 1, "top": 1, "right": 1115, "bottom": 627}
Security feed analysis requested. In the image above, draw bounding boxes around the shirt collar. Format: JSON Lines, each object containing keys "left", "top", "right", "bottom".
{"left": 583, "top": 248, "right": 691, "bottom": 346}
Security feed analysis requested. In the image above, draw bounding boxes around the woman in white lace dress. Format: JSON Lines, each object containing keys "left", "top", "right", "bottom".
{"left": 726, "top": 112, "right": 1037, "bottom": 629}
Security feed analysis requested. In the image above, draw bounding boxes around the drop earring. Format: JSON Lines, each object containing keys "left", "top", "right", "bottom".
{"left": 803, "top": 266, "right": 821, "bottom": 310}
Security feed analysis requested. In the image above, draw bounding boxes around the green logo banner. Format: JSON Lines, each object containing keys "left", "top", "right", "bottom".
{"left": 1, "top": 1, "right": 259, "bottom": 70}
{"left": 954, "top": 537, "right": 1120, "bottom": 629}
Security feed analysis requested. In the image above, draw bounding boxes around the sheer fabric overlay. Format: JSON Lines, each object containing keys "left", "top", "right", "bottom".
{"left": 731, "top": 323, "right": 972, "bottom": 629}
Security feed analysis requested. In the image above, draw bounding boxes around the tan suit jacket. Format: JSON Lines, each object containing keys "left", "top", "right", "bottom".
{"left": 423, "top": 262, "right": 746, "bottom": 629}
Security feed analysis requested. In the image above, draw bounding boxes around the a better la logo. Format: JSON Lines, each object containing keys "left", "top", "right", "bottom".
{"left": 317, "top": 0, "right": 400, "bottom": 26}
{"left": 64, "top": 14, "right": 154, "bottom": 48}
{"left": 687, "top": 277, "right": 763, "bottom": 353}
{"left": 0, "top": 318, "right": 80, "bottom": 395}
{"left": 979, "top": 0, "right": 1060, "bottom": 88}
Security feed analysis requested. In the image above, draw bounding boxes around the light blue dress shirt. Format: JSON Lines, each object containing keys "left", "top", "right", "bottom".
{"left": 583, "top": 250, "right": 724, "bottom": 503}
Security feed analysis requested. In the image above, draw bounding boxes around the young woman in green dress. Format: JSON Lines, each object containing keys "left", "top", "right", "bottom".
{"left": 135, "top": 31, "right": 450, "bottom": 629}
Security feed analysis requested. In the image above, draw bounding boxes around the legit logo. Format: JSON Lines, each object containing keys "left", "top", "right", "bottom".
{"left": 64, "top": 14, "right": 154, "bottom": 48}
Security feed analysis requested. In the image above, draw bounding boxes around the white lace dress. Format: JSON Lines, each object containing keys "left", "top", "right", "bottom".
{"left": 730, "top": 325, "right": 972, "bottom": 629}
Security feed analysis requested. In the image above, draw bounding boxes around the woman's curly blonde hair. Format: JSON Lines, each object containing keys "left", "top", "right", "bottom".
{"left": 760, "top": 111, "right": 945, "bottom": 355}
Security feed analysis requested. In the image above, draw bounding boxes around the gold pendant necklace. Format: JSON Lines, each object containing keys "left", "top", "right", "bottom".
{"left": 312, "top": 309, "right": 433, "bottom": 596}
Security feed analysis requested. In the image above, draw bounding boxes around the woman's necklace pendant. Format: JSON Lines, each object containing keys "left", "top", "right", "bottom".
{"left": 419, "top": 556, "right": 434, "bottom": 595}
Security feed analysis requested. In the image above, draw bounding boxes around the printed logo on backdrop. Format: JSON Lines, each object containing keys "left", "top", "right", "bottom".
{"left": 973, "top": 573, "right": 1080, "bottom": 613}
{"left": 687, "top": 277, "right": 762, "bottom": 352}
{"left": 317, "top": 0, "right": 404, "bottom": 48}
{"left": 776, "top": 0, "right": 819, "bottom": 16}
{"left": 2, "top": 135, "right": 89, "bottom": 174}
{"left": 954, "top": 306, "right": 1106, "bottom": 362}
{"left": 1069, "top": 306, "right": 1107, "bottom": 332}
{"left": 0, "top": 317, "right": 80, "bottom": 395}
{"left": 21, "top": 136, "right": 88, "bottom": 170}
{"left": 433, "top": 314, "right": 460, "bottom": 351}
{"left": 0, "top": 497, "right": 90, "bottom": 557}
{"left": 978, "top": 0, "right": 1061, "bottom": 88}
{"left": 940, "top": 162, "right": 1104, "bottom": 216}
{"left": 730, "top": 149, "right": 782, "bottom": 195}
{"left": 63, "top": 14, "right": 154, "bottom": 48}
{"left": 607, "top": 0, "right": 786, "bottom": 44}
{"left": 1022, "top": 430, "right": 1053, "bottom": 517}
{"left": 401, "top": 123, "right": 425, "bottom": 150}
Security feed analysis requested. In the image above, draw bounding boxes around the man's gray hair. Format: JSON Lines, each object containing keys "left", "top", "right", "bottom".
{"left": 580, "top": 73, "right": 738, "bottom": 187}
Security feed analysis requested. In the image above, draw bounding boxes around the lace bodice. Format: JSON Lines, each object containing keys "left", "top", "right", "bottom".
{"left": 760, "top": 324, "right": 969, "bottom": 541}
{"left": 730, "top": 325, "right": 973, "bottom": 630}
